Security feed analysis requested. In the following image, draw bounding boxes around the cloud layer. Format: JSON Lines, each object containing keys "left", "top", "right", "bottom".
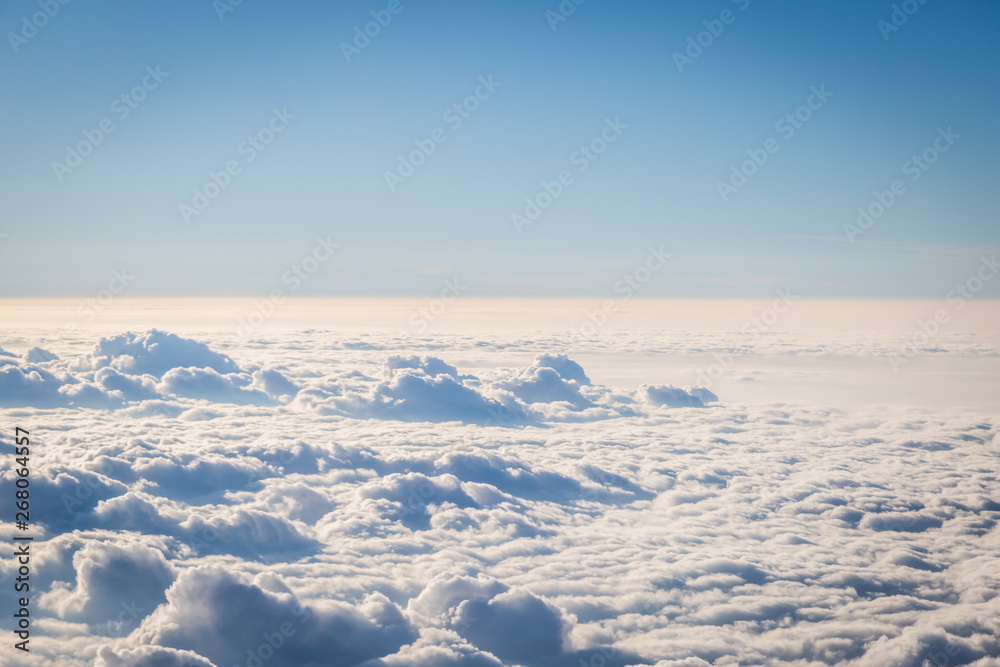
{"left": 0, "top": 330, "right": 997, "bottom": 667}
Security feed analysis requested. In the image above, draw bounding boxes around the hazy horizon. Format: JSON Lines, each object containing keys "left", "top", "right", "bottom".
{"left": 2, "top": 296, "right": 999, "bottom": 331}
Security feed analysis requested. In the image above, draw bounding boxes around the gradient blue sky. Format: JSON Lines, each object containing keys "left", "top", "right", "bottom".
{"left": 1, "top": 0, "right": 998, "bottom": 298}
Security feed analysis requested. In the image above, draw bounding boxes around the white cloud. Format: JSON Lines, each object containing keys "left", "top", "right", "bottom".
{"left": 96, "top": 368, "right": 160, "bottom": 402}
{"left": 454, "top": 589, "right": 568, "bottom": 663}
{"left": 87, "top": 330, "right": 240, "bottom": 377}
{"left": 130, "top": 566, "right": 416, "bottom": 667}
{"left": 638, "top": 384, "right": 716, "bottom": 408}
{"left": 96, "top": 645, "right": 217, "bottom": 667}
{"left": 157, "top": 367, "right": 276, "bottom": 405}
{"left": 301, "top": 355, "right": 529, "bottom": 425}
{"left": 41, "top": 541, "right": 174, "bottom": 632}
{"left": 0, "top": 363, "right": 67, "bottom": 406}
{"left": 26, "top": 346, "right": 59, "bottom": 363}
{"left": 0, "top": 328, "right": 997, "bottom": 667}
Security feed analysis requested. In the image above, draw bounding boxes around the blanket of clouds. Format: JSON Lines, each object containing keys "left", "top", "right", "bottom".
{"left": 0, "top": 329, "right": 998, "bottom": 666}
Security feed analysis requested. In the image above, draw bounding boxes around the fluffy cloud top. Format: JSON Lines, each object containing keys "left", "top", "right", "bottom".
{"left": 494, "top": 366, "right": 592, "bottom": 408}
{"left": 307, "top": 355, "right": 529, "bottom": 425}
{"left": 133, "top": 567, "right": 416, "bottom": 667}
{"left": 455, "top": 589, "right": 567, "bottom": 663}
{"left": 26, "top": 346, "right": 58, "bottom": 363}
{"left": 0, "top": 332, "right": 307, "bottom": 408}
{"left": 97, "top": 646, "right": 217, "bottom": 667}
{"left": 88, "top": 330, "right": 240, "bottom": 377}
{"left": 533, "top": 353, "right": 591, "bottom": 385}
{"left": 157, "top": 367, "right": 275, "bottom": 405}
{"left": 0, "top": 363, "right": 65, "bottom": 406}
{"left": 639, "top": 384, "right": 718, "bottom": 408}
{"left": 96, "top": 367, "right": 160, "bottom": 402}
{"left": 42, "top": 541, "right": 174, "bottom": 632}
{"left": 1, "top": 331, "right": 716, "bottom": 421}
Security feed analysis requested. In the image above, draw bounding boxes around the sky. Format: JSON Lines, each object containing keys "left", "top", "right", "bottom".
{"left": 1, "top": 0, "right": 998, "bottom": 298}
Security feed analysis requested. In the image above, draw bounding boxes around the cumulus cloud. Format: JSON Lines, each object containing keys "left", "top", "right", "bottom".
{"left": 533, "top": 353, "right": 591, "bottom": 385}
{"left": 42, "top": 541, "right": 174, "bottom": 632}
{"left": 638, "top": 384, "right": 717, "bottom": 408}
{"left": 860, "top": 511, "right": 945, "bottom": 533}
{"left": 434, "top": 452, "right": 583, "bottom": 503}
{"left": 366, "top": 643, "right": 505, "bottom": 667}
{"left": 132, "top": 567, "right": 416, "bottom": 667}
{"left": 406, "top": 574, "right": 643, "bottom": 667}
{"left": 26, "top": 346, "right": 59, "bottom": 363}
{"left": 294, "top": 352, "right": 638, "bottom": 425}
{"left": 87, "top": 330, "right": 241, "bottom": 377}
{"left": 0, "top": 332, "right": 295, "bottom": 408}
{"left": 307, "top": 355, "right": 529, "bottom": 425}
{"left": 254, "top": 481, "right": 334, "bottom": 524}
{"left": 96, "top": 367, "right": 161, "bottom": 402}
{"left": 358, "top": 472, "right": 479, "bottom": 530}
{"left": 0, "top": 466, "right": 128, "bottom": 530}
{"left": 179, "top": 508, "right": 318, "bottom": 559}
{"left": 0, "top": 333, "right": 676, "bottom": 421}
{"left": 157, "top": 367, "right": 275, "bottom": 405}
{"left": 251, "top": 367, "right": 300, "bottom": 400}
{"left": 93, "top": 492, "right": 183, "bottom": 534}
{"left": 455, "top": 589, "right": 568, "bottom": 663}
{"left": 96, "top": 645, "right": 217, "bottom": 667}
{"left": 0, "top": 362, "right": 66, "bottom": 406}
{"left": 409, "top": 573, "right": 509, "bottom": 620}
{"left": 0, "top": 358, "right": 119, "bottom": 409}
{"left": 493, "top": 365, "right": 592, "bottom": 408}
{"left": 130, "top": 454, "right": 262, "bottom": 500}
{"left": 385, "top": 354, "right": 464, "bottom": 379}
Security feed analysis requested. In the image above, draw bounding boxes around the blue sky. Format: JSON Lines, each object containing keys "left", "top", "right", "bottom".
{"left": 1, "top": 0, "right": 998, "bottom": 298}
